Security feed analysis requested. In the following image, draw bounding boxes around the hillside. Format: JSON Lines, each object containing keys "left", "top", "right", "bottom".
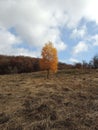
{"left": 0, "top": 55, "right": 73, "bottom": 75}
{"left": 0, "top": 69, "right": 98, "bottom": 130}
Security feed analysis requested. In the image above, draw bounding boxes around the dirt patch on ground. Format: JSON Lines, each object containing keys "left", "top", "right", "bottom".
{"left": 0, "top": 70, "right": 98, "bottom": 130}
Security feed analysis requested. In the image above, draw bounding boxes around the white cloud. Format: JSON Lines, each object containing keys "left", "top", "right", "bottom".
{"left": 71, "top": 26, "right": 87, "bottom": 39}
{"left": 69, "top": 58, "right": 79, "bottom": 63}
{"left": 73, "top": 41, "right": 88, "bottom": 54}
{"left": 0, "top": 30, "right": 20, "bottom": 44}
{"left": 0, "top": 0, "right": 69, "bottom": 54}
{"left": 92, "top": 34, "right": 98, "bottom": 46}
{"left": 15, "top": 48, "right": 40, "bottom": 57}
{"left": 0, "top": 0, "right": 98, "bottom": 57}
{"left": 0, "top": 28, "right": 40, "bottom": 57}
{"left": 0, "top": 29, "right": 21, "bottom": 55}
{"left": 54, "top": 41, "right": 67, "bottom": 51}
{"left": 84, "top": 0, "right": 98, "bottom": 23}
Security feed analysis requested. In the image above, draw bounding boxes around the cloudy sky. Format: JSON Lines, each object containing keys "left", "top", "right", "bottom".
{"left": 0, "top": 0, "right": 98, "bottom": 64}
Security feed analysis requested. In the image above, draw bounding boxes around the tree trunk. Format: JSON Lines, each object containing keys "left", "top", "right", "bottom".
{"left": 47, "top": 69, "right": 49, "bottom": 79}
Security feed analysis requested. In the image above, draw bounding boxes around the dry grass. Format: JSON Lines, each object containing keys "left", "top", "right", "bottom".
{"left": 0, "top": 69, "right": 98, "bottom": 130}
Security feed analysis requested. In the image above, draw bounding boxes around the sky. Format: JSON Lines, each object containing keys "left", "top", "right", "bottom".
{"left": 0, "top": 0, "right": 98, "bottom": 64}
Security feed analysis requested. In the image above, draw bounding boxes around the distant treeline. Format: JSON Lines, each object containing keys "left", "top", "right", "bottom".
{"left": 0, "top": 55, "right": 40, "bottom": 74}
{"left": 0, "top": 55, "right": 72, "bottom": 75}
{"left": 74, "top": 55, "right": 98, "bottom": 69}
{"left": 0, "top": 54, "right": 98, "bottom": 75}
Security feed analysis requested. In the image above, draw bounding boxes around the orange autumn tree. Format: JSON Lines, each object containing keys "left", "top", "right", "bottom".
{"left": 40, "top": 42, "right": 58, "bottom": 78}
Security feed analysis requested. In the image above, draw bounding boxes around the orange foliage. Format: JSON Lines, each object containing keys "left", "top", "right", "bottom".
{"left": 40, "top": 42, "right": 58, "bottom": 78}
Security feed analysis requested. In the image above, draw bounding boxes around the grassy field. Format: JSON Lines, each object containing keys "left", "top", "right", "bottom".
{"left": 0, "top": 69, "right": 98, "bottom": 130}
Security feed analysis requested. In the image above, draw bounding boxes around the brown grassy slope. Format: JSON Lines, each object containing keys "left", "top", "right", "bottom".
{"left": 0, "top": 69, "right": 98, "bottom": 130}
